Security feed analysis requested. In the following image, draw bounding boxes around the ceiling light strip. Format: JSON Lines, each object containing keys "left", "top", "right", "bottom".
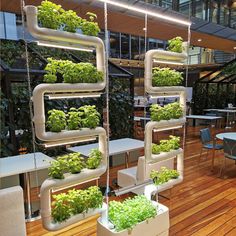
{"left": 97, "top": 0, "right": 191, "bottom": 26}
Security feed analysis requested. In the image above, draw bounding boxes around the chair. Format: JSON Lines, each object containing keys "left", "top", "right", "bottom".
{"left": 220, "top": 138, "right": 236, "bottom": 176}
{"left": 199, "top": 128, "right": 223, "bottom": 164}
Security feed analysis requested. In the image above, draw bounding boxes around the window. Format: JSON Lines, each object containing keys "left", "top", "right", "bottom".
{"left": 121, "top": 33, "right": 130, "bottom": 59}
{"left": 109, "top": 31, "right": 120, "bottom": 58}
{"left": 131, "top": 35, "right": 139, "bottom": 60}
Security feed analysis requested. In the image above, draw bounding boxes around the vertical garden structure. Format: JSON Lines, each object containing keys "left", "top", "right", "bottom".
{"left": 24, "top": 5, "right": 108, "bottom": 231}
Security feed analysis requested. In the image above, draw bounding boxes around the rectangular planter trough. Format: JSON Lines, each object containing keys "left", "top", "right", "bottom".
{"left": 97, "top": 203, "right": 169, "bottom": 236}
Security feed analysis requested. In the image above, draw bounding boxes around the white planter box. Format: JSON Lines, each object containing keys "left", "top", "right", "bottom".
{"left": 97, "top": 203, "right": 169, "bottom": 236}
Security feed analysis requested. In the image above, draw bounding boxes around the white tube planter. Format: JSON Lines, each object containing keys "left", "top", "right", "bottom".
{"left": 145, "top": 119, "right": 185, "bottom": 162}
{"left": 97, "top": 203, "right": 169, "bottom": 236}
{"left": 41, "top": 200, "right": 107, "bottom": 231}
{"left": 24, "top": 5, "right": 106, "bottom": 91}
{"left": 144, "top": 42, "right": 187, "bottom": 95}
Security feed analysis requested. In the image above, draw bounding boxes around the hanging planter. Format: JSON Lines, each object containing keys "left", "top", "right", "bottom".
{"left": 97, "top": 202, "right": 169, "bottom": 236}
{"left": 24, "top": 5, "right": 106, "bottom": 92}
{"left": 40, "top": 184, "right": 107, "bottom": 231}
{"left": 144, "top": 40, "right": 187, "bottom": 96}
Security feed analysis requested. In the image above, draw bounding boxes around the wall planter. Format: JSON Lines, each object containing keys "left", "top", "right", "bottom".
{"left": 97, "top": 202, "right": 169, "bottom": 236}
{"left": 24, "top": 5, "right": 106, "bottom": 91}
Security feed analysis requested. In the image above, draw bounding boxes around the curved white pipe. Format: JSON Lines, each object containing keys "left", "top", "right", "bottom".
{"left": 145, "top": 42, "right": 188, "bottom": 94}
{"left": 144, "top": 119, "right": 185, "bottom": 162}
{"left": 24, "top": 5, "right": 106, "bottom": 89}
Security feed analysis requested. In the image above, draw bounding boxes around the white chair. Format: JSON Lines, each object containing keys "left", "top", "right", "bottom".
{"left": 0, "top": 186, "right": 27, "bottom": 236}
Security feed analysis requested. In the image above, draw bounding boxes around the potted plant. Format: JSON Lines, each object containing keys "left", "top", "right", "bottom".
{"left": 97, "top": 195, "right": 169, "bottom": 236}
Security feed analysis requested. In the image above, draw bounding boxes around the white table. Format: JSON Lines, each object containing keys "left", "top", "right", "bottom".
{"left": 67, "top": 138, "right": 144, "bottom": 168}
{"left": 186, "top": 115, "right": 223, "bottom": 128}
{"left": 0, "top": 152, "right": 53, "bottom": 222}
{"left": 204, "top": 109, "right": 236, "bottom": 128}
{"left": 216, "top": 132, "right": 236, "bottom": 141}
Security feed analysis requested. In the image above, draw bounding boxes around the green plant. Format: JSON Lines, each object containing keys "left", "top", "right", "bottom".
{"left": 44, "top": 58, "right": 103, "bottom": 84}
{"left": 52, "top": 193, "right": 71, "bottom": 223}
{"left": 47, "top": 109, "right": 66, "bottom": 132}
{"left": 108, "top": 195, "right": 157, "bottom": 232}
{"left": 86, "top": 149, "right": 103, "bottom": 169}
{"left": 152, "top": 67, "right": 183, "bottom": 86}
{"left": 78, "top": 105, "right": 100, "bottom": 129}
{"left": 150, "top": 102, "right": 183, "bottom": 121}
{"left": 38, "top": 0, "right": 64, "bottom": 30}
{"left": 150, "top": 167, "right": 179, "bottom": 185}
{"left": 81, "top": 12, "right": 100, "bottom": 36}
{"left": 152, "top": 135, "right": 180, "bottom": 154}
{"left": 66, "top": 153, "right": 85, "bottom": 174}
{"left": 67, "top": 108, "right": 81, "bottom": 130}
{"left": 37, "top": 1, "right": 100, "bottom": 36}
{"left": 48, "top": 159, "right": 67, "bottom": 179}
{"left": 51, "top": 186, "right": 103, "bottom": 223}
{"left": 61, "top": 10, "right": 82, "bottom": 33}
{"left": 167, "top": 36, "right": 183, "bottom": 53}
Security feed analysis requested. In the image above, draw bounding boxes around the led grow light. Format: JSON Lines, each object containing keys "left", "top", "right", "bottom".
{"left": 46, "top": 92, "right": 102, "bottom": 100}
{"left": 44, "top": 137, "right": 96, "bottom": 148}
{"left": 153, "top": 59, "right": 184, "bottom": 65}
{"left": 37, "top": 41, "right": 94, "bottom": 52}
{"left": 97, "top": 0, "right": 191, "bottom": 26}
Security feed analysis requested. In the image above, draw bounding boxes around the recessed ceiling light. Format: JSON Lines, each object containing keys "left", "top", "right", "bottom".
{"left": 198, "top": 39, "right": 202, "bottom": 42}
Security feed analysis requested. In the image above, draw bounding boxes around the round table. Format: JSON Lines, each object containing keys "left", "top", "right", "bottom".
{"left": 216, "top": 132, "right": 236, "bottom": 140}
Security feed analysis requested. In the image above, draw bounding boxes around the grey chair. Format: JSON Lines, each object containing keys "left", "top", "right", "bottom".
{"left": 199, "top": 128, "right": 223, "bottom": 164}
{"left": 219, "top": 137, "right": 236, "bottom": 176}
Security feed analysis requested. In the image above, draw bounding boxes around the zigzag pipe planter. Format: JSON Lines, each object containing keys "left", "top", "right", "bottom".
{"left": 24, "top": 5, "right": 106, "bottom": 91}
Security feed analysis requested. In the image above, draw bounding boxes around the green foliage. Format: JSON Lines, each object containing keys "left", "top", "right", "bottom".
{"left": 150, "top": 102, "right": 183, "bottom": 121}
{"left": 67, "top": 108, "right": 81, "bottom": 130}
{"left": 152, "top": 67, "right": 183, "bottom": 86}
{"left": 152, "top": 135, "right": 180, "bottom": 154}
{"left": 52, "top": 193, "right": 71, "bottom": 223}
{"left": 38, "top": 0, "right": 64, "bottom": 30}
{"left": 47, "top": 109, "right": 66, "bottom": 132}
{"left": 61, "top": 10, "right": 82, "bottom": 33}
{"left": 52, "top": 186, "right": 103, "bottom": 223}
{"left": 86, "top": 149, "right": 103, "bottom": 169}
{"left": 81, "top": 12, "right": 100, "bottom": 36}
{"left": 167, "top": 36, "right": 183, "bottom": 53}
{"left": 43, "top": 58, "right": 103, "bottom": 83}
{"left": 37, "top": 1, "right": 100, "bottom": 36}
{"left": 108, "top": 195, "right": 157, "bottom": 232}
{"left": 78, "top": 105, "right": 100, "bottom": 129}
{"left": 48, "top": 149, "right": 101, "bottom": 179}
{"left": 150, "top": 167, "right": 179, "bottom": 185}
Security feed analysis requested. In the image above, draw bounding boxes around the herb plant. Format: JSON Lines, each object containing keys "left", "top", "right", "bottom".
{"left": 67, "top": 108, "right": 81, "bottom": 130}
{"left": 47, "top": 109, "right": 66, "bottom": 132}
{"left": 150, "top": 102, "right": 183, "bottom": 121}
{"left": 86, "top": 149, "right": 103, "bottom": 169}
{"left": 52, "top": 193, "right": 71, "bottom": 223}
{"left": 108, "top": 195, "right": 157, "bottom": 232}
{"left": 78, "top": 105, "right": 101, "bottom": 129}
{"left": 152, "top": 135, "right": 180, "bottom": 154}
{"left": 152, "top": 67, "right": 183, "bottom": 86}
{"left": 38, "top": 0, "right": 63, "bottom": 30}
{"left": 167, "top": 36, "right": 183, "bottom": 53}
{"left": 37, "top": 1, "right": 100, "bottom": 36}
{"left": 150, "top": 167, "right": 179, "bottom": 185}
{"left": 48, "top": 160, "right": 67, "bottom": 179}
{"left": 51, "top": 186, "right": 103, "bottom": 223}
{"left": 66, "top": 154, "right": 85, "bottom": 174}
{"left": 43, "top": 58, "right": 103, "bottom": 84}
{"left": 81, "top": 12, "right": 100, "bottom": 36}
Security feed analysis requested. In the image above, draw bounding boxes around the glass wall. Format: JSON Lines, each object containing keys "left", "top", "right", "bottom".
{"left": 110, "top": 31, "right": 120, "bottom": 58}
{"left": 139, "top": 0, "right": 236, "bottom": 29}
